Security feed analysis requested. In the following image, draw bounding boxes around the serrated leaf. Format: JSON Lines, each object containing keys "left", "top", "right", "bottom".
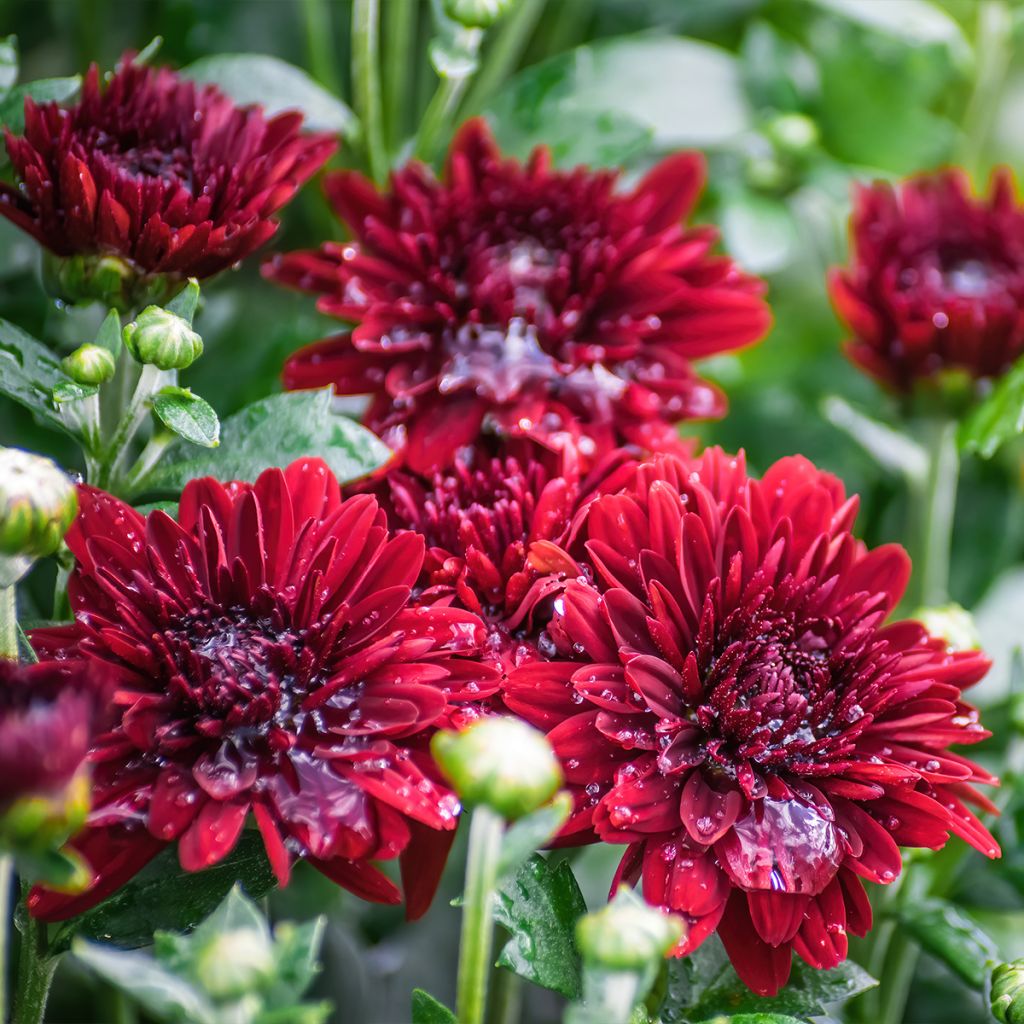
{"left": 0, "top": 317, "right": 81, "bottom": 434}
{"left": 411, "top": 988, "right": 457, "bottom": 1023}
{"left": 0, "top": 36, "right": 18, "bottom": 96}
{"left": 184, "top": 54, "right": 356, "bottom": 136}
{"left": 151, "top": 387, "right": 220, "bottom": 448}
{"left": 493, "top": 854, "right": 586, "bottom": 998}
{"left": 138, "top": 388, "right": 391, "bottom": 495}
{"left": 51, "top": 831, "right": 276, "bottom": 953}
{"left": 73, "top": 940, "right": 218, "bottom": 1024}
{"left": 0, "top": 76, "right": 81, "bottom": 134}
{"left": 497, "top": 793, "right": 572, "bottom": 882}
{"left": 897, "top": 898, "right": 999, "bottom": 989}
{"left": 959, "top": 359, "right": 1024, "bottom": 458}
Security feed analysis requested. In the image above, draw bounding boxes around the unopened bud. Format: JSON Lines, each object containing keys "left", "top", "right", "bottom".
{"left": 765, "top": 112, "right": 819, "bottom": 155}
{"left": 916, "top": 603, "right": 981, "bottom": 652}
{"left": 195, "top": 927, "right": 275, "bottom": 1000}
{"left": 431, "top": 716, "right": 562, "bottom": 820}
{"left": 0, "top": 769, "right": 90, "bottom": 854}
{"left": 123, "top": 306, "right": 203, "bottom": 370}
{"left": 992, "top": 960, "right": 1024, "bottom": 1023}
{"left": 0, "top": 447, "right": 78, "bottom": 560}
{"left": 443, "top": 0, "right": 515, "bottom": 27}
{"left": 576, "top": 888, "right": 684, "bottom": 970}
{"left": 62, "top": 343, "right": 116, "bottom": 385}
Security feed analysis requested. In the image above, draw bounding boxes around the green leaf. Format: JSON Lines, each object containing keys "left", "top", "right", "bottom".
{"left": 493, "top": 854, "right": 587, "bottom": 998}
{"left": 0, "top": 317, "right": 80, "bottom": 434}
{"left": 0, "top": 76, "right": 81, "bottom": 134}
{"left": 270, "top": 918, "right": 326, "bottom": 1002}
{"left": 52, "top": 380, "right": 99, "bottom": 404}
{"left": 189, "top": 882, "right": 269, "bottom": 943}
{"left": 73, "top": 940, "right": 218, "bottom": 1024}
{"left": 94, "top": 309, "right": 123, "bottom": 358}
{"left": 51, "top": 830, "right": 276, "bottom": 953}
{"left": 718, "top": 189, "right": 800, "bottom": 275}
{"left": 133, "top": 36, "right": 164, "bottom": 67}
{"left": 808, "top": 0, "right": 970, "bottom": 56}
{"left": 897, "top": 898, "right": 999, "bottom": 989}
{"left": 139, "top": 388, "right": 392, "bottom": 495}
{"left": 497, "top": 793, "right": 572, "bottom": 882}
{"left": 488, "top": 35, "right": 751, "bottom": 155}
{"left": 152, "top": 387, "right": 221, "bottom": 449}
{"left": 821, "top": 395, "right": 927, "bottom": 480}
{"left": 740, "top": 22, "right": 818, "bottom": 114}
{"left": 411, "top": 988, "right": 458, "bottom": 1024}
{"left": 959, "top": 359, "right": 1024, "bottom": 458}
{"left": 166, "top": 277, "right": 200, "bottom": 326}
{"left": 183, "top": 54, "right": 356, "bottom": 136}
{"left": 0, "top": 36, "right": 18, "bottom": 96}
{"left": 706, "top": 1016, "right": 807, "bottom": 1024}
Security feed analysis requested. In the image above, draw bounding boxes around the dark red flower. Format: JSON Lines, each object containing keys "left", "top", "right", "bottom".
{"left": 830, "top": 169, "right": 1024, "bottom": 390}
{"left": 266, "top": 119, "right": 770, "bottom": 473}
{"left": 28, "top": 459, "right": 499, "bottom": 923}
{"left": 0, "top": 56, "right": 335, "bottom": 291}
{"left": 381, "top": 445, "right": 636, "bottom": 679}
{"left": 505, "top": 448, "right": 998, "bottom": 995}
{"left": 0, "top": 659, "right": 105, "bottom": 813}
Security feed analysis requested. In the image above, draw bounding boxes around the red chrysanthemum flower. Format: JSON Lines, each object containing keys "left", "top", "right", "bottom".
{"left": 381, "top": 445, "right": 636, "bottom": 679}
{"left": 266, "top": 119, "right": 770, "bottom": 473}
{"left": 0, "top": 56, "right": 335, "bottom": 294}
{"left": 505, "top": 449, "right": 999, "bottom": 995}
{"left": 28, "top": 459, "right": 499, "bottom": 923}
{"left": 830, "top": 169, "right": 1024, "bottom": 390}
{"left": 0, "top": 659, "right": 105, "bottom": 814}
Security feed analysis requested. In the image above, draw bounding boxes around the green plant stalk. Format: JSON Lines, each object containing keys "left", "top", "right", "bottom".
{"left": 958, "top": 0, "right": 1012, "bottom": 178}
{"left": 0, "top": 856, "right": 12, "bottom": 1024}
{"left": 909, "top": 417, "right": 959, "bottom": 609}
{"left": 12, "top": 913, "right": 56, "bottom": 1024}
{"left": 300, "top": 0, "right": 341, "bottom": 94}
{"left": 97, "top": 364, "right": 168, "bottom": 492}
{"left": 414, "top": 72, "right": 472, "bottom": 163}
{"left": 352, "top": 0, "right": 388, "bottom": 182}
{"left": 458, "top": 0, "right": 545, "bottom": 118}
{"left": 120, "top": 431, "right": 176, "bottom": 499}
{"left": 457, "top": 806, "right": 504, "bottom": 1024}
{"left": 383, "top": 0, "right": 417, "bottom": 151}
{"left": 487, "top": 946, "right": 522, "bottom": 1024}
{"left": 0, "top": 583, "right": 17, "bottom": 660}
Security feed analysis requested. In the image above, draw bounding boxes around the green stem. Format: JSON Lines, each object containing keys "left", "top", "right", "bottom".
{"left": 487, "top": 954, "right": 522, "bottom": 1024}
{"left": 120, "top": 431, "right": 176, "bottom": 499}
{"left": 301, "top": 0, "right": 342, "bottom": 94}
{"left": 415, "top": 73, "right": 472, "bottom": 163}
{"left": 457, "top": 807, "right": 504, "bottom": 1024}
{"left": 0, "top": 856, "right": 12, "bottom": 1024}
{"left": 958, "top": 0, "right": 1012, "bottom": 177}
{"left": 458, "top": 0, "right": 545, "bottom": 118}
{"left": 383, "top": 0, "right": 417, "bottom": 151}
{"left": 12, "top": 914, "right": 56, "bottom": 1024}
{"left": 909, "top": 418, "right": 959, "bottom": 609}
{"left": 352, "top": 0, "right": 388, "bottom": 182}
{"left": 99, "top": 364, "right": 168, "bottom": 492}
{"left": 0, "top": 584, "right": 17, "bottom": 660}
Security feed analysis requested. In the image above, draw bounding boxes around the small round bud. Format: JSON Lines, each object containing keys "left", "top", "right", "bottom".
{"left": 576, "top": 889, "right": 684, "bottom": 970}
{"left": 123, "top": 306, "right": 203, "bottom": 370}
{"left": 431, "top": 716, "right": 562, "bottom": 820}
{"left": 765, "top": 112, "right": 819, "bottom": 155}
{"left": 0, "top": 447, "right": 78, "bottom": 560}
{"left": 915, "top": 603, "right": 981, "bottom": 652}
{"left": 195, "top": 927, "right": 275, "bottom": 1000}
{"left": 992, "top": 960, "right": 1024, "bottom": 1023}
{"left": 443, "top": 0, "right": 515, "bottom": 27}
{"left": 42, "top": 252, "right": 178, "bottom": 312}
{"left": 62, "top": 343, "right": 116, "bottom": 385}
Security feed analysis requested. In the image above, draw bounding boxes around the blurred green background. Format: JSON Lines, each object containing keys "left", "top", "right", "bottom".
{"left": 3, "top": 1, "right": 1024, "bottom": 1021}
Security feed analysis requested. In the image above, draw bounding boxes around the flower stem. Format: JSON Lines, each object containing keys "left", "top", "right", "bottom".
{"left": 958, "top": 0, "right": 1012, "bottom": 178}
{"left": 352, "top": 0, "right": 387, "bottom": 183}
{"left": 0, "top": 584, "right": 17, "bottom": 661}
{"left": 301, "top": 0, "right": 342, "bottom": 94}
{"left": 383, "top": 0, "right": 417, "bottom": 151}
{"left": 909, "top": 417, "right": 959, "bottom": 608}
{"left": 12, "top": 913, "right": 56, "bottom": 1024}
{"left": 0, "top": 856, "right": 12, "bottom": 1024}
{"left": 457, "top": 806, "right": 504, "bottom": 1024}
{"left": 415, "top": 73, "right": 471, "bottom": 163}
{"left": 99, "top": 364, "right": 168, "bottom": 493}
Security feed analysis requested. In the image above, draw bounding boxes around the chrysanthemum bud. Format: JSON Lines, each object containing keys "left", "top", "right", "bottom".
{"left": 442, "top": 0, "right": 515, "bottom": 27}
{"left": 195, "top": 926, "right": 275, "bottom": 1000}
{"left": 0, "top": 447, "right": 78, "bottom": 560}
{"left": 0, "top": 769, "right": 90, "bottom": 854}
{"left": 123, "top": 305, "right": 203, "bottom": 370}
{"left": 62, "top": 343, "right": 116, "bottom": 385}
{"left": 431, "top": 716, "right": 562, "bottom": 820}
{"left": 576, "top": 888, "right": 684, "bottom": 970}
{"left": 916, "top": 603, "right": 981, "bottom": 652}
{"left": 992, "top": 960, "right": 1024, "bottom": 1023}
{"left": 765, "top": 112, "right": 819, "bottom": 155}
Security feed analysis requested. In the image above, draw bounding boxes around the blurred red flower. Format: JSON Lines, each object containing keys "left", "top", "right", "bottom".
{"left": 266, "top": 119, "right": 770, "bottom": 473}
{"left": 0, "top": 57, "right": 335, "bottom": 286}
{"left": 830, "top": 169, "right": 1024, "bottom": 389}
{"left": 505, "top": 449, "right": 999, "bottom": 995}
{"left": 28, "top": 459, "right": 499, "bottom": 922}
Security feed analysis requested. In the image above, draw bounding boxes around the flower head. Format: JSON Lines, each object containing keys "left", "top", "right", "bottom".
{"left": 28, "top": 459, "right": 499, "bottom": 922}
{"left": 0, "top": 56, "right": 335, "bottom": 305}
{"left": 267, "top": 119, "right": 769, "bottom": 473}
{"left": 504, "top": 449, "right": 998, "bottom": 995}
{"left": 830, "top": 169, "right": 1024, "bottom": 391}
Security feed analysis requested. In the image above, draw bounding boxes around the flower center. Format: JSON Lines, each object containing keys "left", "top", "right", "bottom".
{"left": 479, "top": 238, "right": 560, "bottom": 316}
{"left": 93, "top": 131, "right": 194, "bottom": 191}
{"left": 940, "top": 257, "right": 1000, "bottom": 297}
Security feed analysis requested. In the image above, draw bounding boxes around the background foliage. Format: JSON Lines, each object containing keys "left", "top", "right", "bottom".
{"left": 3, "top": 1, "right": 1024, "bottom": 1021}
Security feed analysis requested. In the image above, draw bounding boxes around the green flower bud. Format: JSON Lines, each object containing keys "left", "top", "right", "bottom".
{"left": 123, "top": 305, "right": 203, "bottom": 370}
{"left": 992, "top": 960, "right": 1024, "bottom": 1023}
{"left": 0, "top": 769, "right": 90, "bottom": 856}
{"left": 576, "top": 888, "right": 684, "bottom": 970}
{"left": 61, "top": 343, "right": 116, "bottom": 385}
{"left": 431, "top": 716, "right": 562, "bottom": 820}
{"left": 765, "top": 112, "right": 819, "bottom": 155}
{"left": 915, "top": 603, "right": 981, "bottom": 652}
{"left": 443, "top": 0, "right": 515, "bottom": 27}
{"left": 0, "top": 447, "right": 78, "bottom": 560}
{"left": 42, "top": 251, "right": 178, "bottom": 312}
{"left": 195, "top": 927, "right": 275, "bottom": 1000}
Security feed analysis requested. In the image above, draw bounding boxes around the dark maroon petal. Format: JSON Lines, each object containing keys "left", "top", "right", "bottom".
{"left": 717, "top": 892, "right": 793, "bottom": 996}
